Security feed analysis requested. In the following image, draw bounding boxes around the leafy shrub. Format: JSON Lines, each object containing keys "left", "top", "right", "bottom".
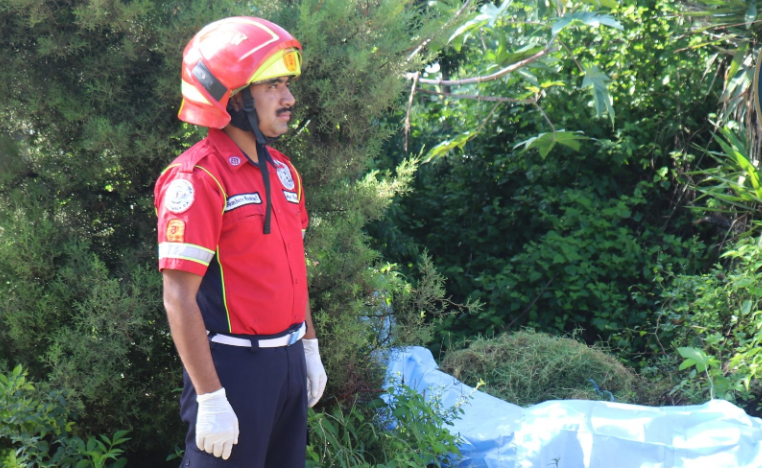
{"left": 369, "top": 0, "right": 718, "bottom": 354}
{"left": 0, "top": 365, "right": 130, "bottom": 468}
{"left": 307, "top": 381, "right": 463, "bottom": 468}
{"left": 652, "top": 238, "right": 762, "bottom": 414}
{"left": 440, "top": 330, "right": 657, "bottom": 406}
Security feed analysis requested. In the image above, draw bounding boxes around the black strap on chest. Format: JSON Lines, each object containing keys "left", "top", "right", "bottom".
{"left": 241, "top": 87, "right": 273, "bottom": 235}
{"left": 256, "top": 143, "right": 273, "bottom": 234}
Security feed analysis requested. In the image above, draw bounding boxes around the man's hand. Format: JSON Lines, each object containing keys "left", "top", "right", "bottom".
{"left": 303, "top": 338, "right": 327, "bottom": 407}
{"left": 196, "top": 388, "right": 239, "bottom": 459}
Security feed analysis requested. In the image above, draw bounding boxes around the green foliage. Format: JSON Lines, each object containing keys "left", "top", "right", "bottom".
{"left": 371, "top": 0, "right": 720, "bottom": 352}
{"left": 440, "top": 331, "right": 657, "bottom": 406}
{"left": 652, "top": 237, "right": 762, "bottom": 411}
{"left": 273, "top": 0, "right": 480, "bottom": 402}
{"left": 689, "top": 123, "right": 762, "bottom": 234}
{"left": 680, "top": 0, "right": 762, "bottom": 125}
{"left": 307, "top": 381, "right": 463, "bottom": 468}
{"left": 0, "top": 0, "right": 473, "bottom": 461}
{"left": 0, "top": 365, "right": 130, "bottom": 468}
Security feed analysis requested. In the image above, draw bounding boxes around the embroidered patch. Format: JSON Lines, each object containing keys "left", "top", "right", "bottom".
{"left": 274, "top": 160, "right": 295, "bottom": 190}
{"left": 164, "top": 179, "right": 195, "bottom": 214}
{"left": 229, "top": 156, "right": 241, "bottom": 166}
{"left": 284, "top": 51, "right": 298, "bottom": 72}
{"left": 166, "top": 219, "right": 185, "bottom": 242}
{"left": 225, "top": 193, "right": 262, "bottom": 212}
{"left": 283, "top": 190, "right": 299, "bottom": 204}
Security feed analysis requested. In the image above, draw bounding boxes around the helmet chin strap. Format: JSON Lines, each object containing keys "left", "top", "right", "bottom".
{"left": 241, "top": 87, "right": 272, "bottom": 235}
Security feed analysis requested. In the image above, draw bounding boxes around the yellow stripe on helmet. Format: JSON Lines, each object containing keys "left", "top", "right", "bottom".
{"left": 248, "top": 48, "right": 302, "bottom": 85}
{"left": 182, "top": 79, "right": 212, "bottom": 105}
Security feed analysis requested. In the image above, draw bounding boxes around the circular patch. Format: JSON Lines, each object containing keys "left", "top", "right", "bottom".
{"left": 275, "top": 161, "right": 295, "bottom": 190}
{"left": 229, "top": 156, "right": 241, "bottom": 166}
{"left": 164, "top": 179, "right": 195, "bottom": 214}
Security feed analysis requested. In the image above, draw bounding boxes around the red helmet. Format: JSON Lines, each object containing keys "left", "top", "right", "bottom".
{"left": 179, "top": 17, "right": 302, "bottom": 129}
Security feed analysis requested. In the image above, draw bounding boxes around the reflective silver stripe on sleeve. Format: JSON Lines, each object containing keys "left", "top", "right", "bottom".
{"left": 159, "top": 243, "right": 215, "bottom": 266}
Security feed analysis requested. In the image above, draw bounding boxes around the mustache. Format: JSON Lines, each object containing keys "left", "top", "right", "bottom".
{"left": 276, "top": 107, "right": 294, "bottom": 116}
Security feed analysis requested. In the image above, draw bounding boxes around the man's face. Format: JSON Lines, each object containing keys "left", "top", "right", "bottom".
{"left": 250, "top": 77, "right": 295, "bottom": 138}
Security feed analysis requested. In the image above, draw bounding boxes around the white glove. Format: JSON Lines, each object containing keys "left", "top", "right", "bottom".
{"left": 303, "top": 338, "right": 327, "bottom": 407}
{"left": 195, "top": 387, "right": 239, "bottom": 459}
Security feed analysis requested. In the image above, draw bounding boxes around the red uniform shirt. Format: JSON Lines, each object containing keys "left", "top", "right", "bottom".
{"left": 155, "top": 129, "right": 308, "bottom": 335}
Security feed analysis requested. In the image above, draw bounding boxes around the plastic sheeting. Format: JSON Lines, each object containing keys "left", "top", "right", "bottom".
{"left": 384, "top": 346, "right": 762, "bottom": 468}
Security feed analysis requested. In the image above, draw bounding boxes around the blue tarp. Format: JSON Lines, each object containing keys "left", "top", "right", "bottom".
{"left": 384, "top": 346, "right": 762, "bottom": 468}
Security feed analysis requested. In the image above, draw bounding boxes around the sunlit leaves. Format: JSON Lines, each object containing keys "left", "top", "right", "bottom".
{"left": 678, "top": 346, "right": 718, "bottom": 373}
{"left": 514, "top": 130, "right": 588, "bottom": 158}
{"left": 581, "top": 65, "right": 615, "bottom": 126}
{"left": 551, "top": 12, "right": 623, "bottom": 37}
{"left": 422, "top": 131, "right": 474, "bottom": 162}
{"left": 691, "top": 125, "right": 762, "bottom": 218}
{"left": 580, "top": 0, "right": 619, "bottom": 8}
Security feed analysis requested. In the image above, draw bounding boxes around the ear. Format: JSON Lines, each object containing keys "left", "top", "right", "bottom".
{"left": 228, "top": 92, "right": 244, "bottom": 112}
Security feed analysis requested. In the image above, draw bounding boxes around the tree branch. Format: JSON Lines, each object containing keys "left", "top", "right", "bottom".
{"left": 558, "top": 39, "right": 584, "bottom": 73}
{"left": 405, "top": 46, "right": 553, "bottom": 86}
{"left": 405, "top": 0, "right": 474, "bottom": 62}
{"left": 475, "top": 102, "right": 501, "bottom": 134}
{"left": 414, "top": 87, "right": 535, "bottom": 104}
{"left": 532, "top": 99, "right": 555, "bottom": 135}
{"left": 404, "top": 72, "right": 420, "bottom": 152}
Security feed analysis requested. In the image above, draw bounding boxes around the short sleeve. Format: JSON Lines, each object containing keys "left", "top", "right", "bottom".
{"left": 154, "top": 166, "right": 226, "bottom": 276}
{"left": 299, "top": 181, "right": 308, "bottom": 231}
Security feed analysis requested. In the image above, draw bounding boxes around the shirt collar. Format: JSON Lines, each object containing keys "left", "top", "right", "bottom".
{"left": 207, "top": 128, "right": 252, "bottom": 172}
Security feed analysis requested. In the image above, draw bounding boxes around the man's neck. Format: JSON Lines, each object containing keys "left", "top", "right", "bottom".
{"left": 223, "top": 125, "right": 261, "bottom": 163}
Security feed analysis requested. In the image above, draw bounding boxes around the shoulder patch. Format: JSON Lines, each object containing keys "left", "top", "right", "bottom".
{"left": 165, "top": 179, "right": 195, "bottom": 214}
{"left": 166, "top": 219, "right": 186, "bottom": 242}
{"left": 273, "top": 160, "right": 295, "bottom": 190}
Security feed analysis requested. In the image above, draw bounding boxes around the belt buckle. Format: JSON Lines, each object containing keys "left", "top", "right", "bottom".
{"left": 287, "top": 329, "right": 300, "bottom": 346}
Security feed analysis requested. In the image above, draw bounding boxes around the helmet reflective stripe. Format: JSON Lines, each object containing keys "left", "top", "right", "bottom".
{"left": 237, "top": 20, "right": 279, "bottom": 60}
{"left": 159, "top": 242, "right": 215, "bottom": 266}
{"left": 181, "top": 80, "right": 211, "bottom": 105}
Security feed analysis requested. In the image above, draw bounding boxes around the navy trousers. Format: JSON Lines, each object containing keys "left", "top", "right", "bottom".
{"left": 179, "top": 339, "right": 308, "bottom": 468}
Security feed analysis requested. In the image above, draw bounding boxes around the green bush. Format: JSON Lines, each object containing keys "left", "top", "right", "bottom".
{"left": 440, "top": 330, "right": 657, "bottom": 406}
{"left": 0, "top": 0, "right": 468, "bottom": 460}
{"left": 651, "top": 237, "right": 762, "bottom": 414}
{"left": 369, "top": 0, "right": 718, "bottom": 353}
{"left": 0, "top": 365, "right": 130, "bottom": 468}
{"left": 307, "top": 381, "right": 463, "bottom": 468}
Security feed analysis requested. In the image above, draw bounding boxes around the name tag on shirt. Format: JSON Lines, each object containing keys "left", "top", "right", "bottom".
{"left": 283, "top": 191, "right": 299, "bottom": 204}
{"left": 226, "top": 193, "right": 262, "bottom": 211}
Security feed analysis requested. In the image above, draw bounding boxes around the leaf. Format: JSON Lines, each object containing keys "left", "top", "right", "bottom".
{"left": 677, "top": 347, "right": 712, "bottom": 372}
{"left": 582, "top": 65, "right": 616, "bottom": 125}
{"left": 727, "top": 42, "right": 749, "bottom": 82}
{"left": 746, "top": 0, "right": 757, "bottom": 28}
{"left": 514, "top": 130, "right": 588, "bottom": 158}
{"left": 552, "top": 12, "right": 623, "bottom": 36}
{"left": 423, "top": 132, "right": 474, "bottom": 162}
{"left": 678, "top": 358, "right": 697, "bottom": 371}
{"left": 540, "top": 81, "right": 566, "bottom": 88}
{"left": 111, "top": 430, "right": 130, "bottom": 444}
{"left": 580, "top": 0, "right": 619, "bottom": 8}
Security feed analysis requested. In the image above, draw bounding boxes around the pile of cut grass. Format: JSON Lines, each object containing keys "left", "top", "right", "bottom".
{"left": 440, "top": 330, "right": 649, "bottom": 406}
